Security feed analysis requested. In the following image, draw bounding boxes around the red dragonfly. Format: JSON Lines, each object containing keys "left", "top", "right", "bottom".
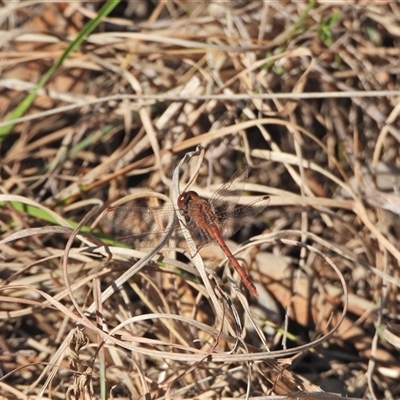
{"left": 103, "top": 165, "right": 270, "bottom": 297}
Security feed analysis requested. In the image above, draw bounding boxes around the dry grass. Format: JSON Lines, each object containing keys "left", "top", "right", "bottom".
{"left": 1, "top": 1, "right": 400, "bottom": 399}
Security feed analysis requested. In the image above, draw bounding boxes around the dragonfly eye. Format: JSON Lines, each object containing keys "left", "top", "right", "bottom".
{"left": 177, "top": 192, "right": 191, "bottom": 212}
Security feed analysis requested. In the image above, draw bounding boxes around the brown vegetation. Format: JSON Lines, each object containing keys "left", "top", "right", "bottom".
{"left": 1, "top": 1, "right": 400, "bottom": 399}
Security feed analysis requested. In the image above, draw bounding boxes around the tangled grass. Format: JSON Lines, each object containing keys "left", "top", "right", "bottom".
{"left": 1, "top": 1, "right": 400, "bottom": 399}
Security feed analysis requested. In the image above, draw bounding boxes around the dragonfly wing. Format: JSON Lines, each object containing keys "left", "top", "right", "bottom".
{"left": 208, "top": 165, "right": 249, "bottom": 214}
{"left": 181, "top": 216, "right": 214, "bottom": 250}
{"left": 102, "top": 206, "right": 181, "bottom": 248}
{"left": 216, "top": 196, "right": 270, "bottom": 239}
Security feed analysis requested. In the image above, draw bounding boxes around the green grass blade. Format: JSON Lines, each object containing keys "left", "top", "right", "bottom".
{"left": 0, "top": 0, "right": 120, "bottom": 140}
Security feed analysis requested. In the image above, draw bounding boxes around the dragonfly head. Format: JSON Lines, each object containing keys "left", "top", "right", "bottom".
{"left": 177, "top": 190, "right": 199, "bottom": 215}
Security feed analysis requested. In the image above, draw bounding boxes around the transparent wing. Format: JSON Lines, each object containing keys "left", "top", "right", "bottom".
{"left": 182, "top": 214, "right": 215, "bottom": 249}
{"left": 102, "top": 206, "right": 183, "bottom": 248}
{"left": 215, "top": 195, "right": 270, "bottom": 239}
{"left": 208, "top": 165, "right": 249, "bottom": 214}
{"left": 102, "top": 166, "right": 268, "bottom": 252}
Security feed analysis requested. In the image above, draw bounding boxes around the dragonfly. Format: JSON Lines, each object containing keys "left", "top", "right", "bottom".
{"left": 103, "top": 165, "right": 270, "bottom": 297}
